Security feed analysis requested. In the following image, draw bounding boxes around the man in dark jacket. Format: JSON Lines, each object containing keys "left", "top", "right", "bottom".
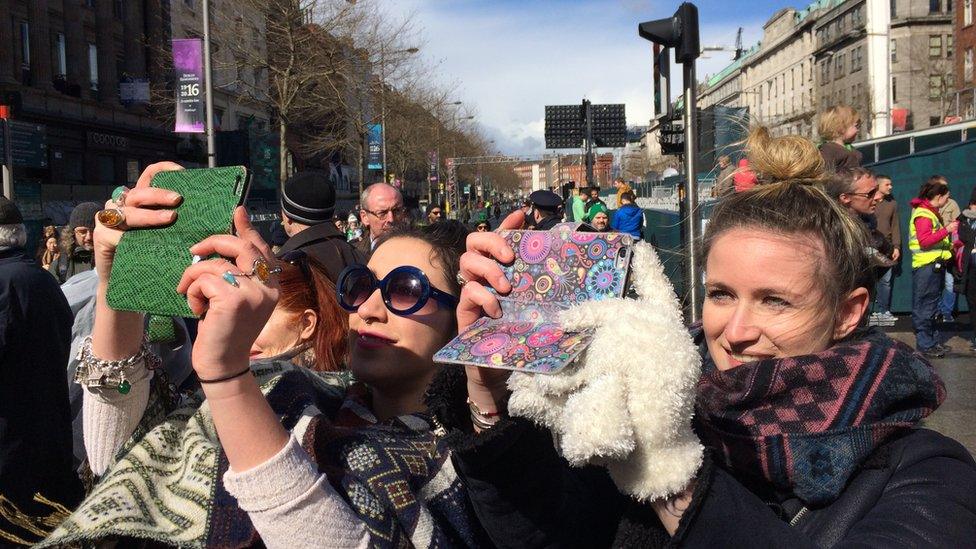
{"left": 955, "top": 187, "right": 976, "bottom": 352}
{"left": 49, "top": 201, "right": 99, "bottom": 284}
{"left": 277, "top": 171, "right": 366, "bottom": 282}
{"left": 0, "top": 197, "right": 83, "bottom": 545}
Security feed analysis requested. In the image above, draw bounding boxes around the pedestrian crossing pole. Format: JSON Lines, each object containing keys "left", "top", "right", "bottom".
{"left": 639, "top": 2, "right": 701, "bottom": 322}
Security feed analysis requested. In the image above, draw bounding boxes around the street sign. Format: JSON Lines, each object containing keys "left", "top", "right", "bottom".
{"left": 0, "top": 121, "right": 48, "bottom": 168}
{"left": 367, "top": 124, "right": 382, "bottom": 170}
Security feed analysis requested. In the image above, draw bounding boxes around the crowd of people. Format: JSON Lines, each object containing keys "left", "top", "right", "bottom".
{"left": 0, "top": 116, "right": 974, "bottom": 548}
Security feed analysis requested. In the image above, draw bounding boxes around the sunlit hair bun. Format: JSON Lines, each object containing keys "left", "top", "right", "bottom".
{"left": 746, "top": 127, "right": 827, "bottom": 185}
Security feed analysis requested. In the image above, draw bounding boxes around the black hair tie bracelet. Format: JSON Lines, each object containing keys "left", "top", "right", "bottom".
{"left": 198, "top": 366, "right": 253, "bottom": 384}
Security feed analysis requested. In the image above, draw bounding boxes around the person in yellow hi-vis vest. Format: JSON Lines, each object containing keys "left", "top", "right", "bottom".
{"left": 909, "top": 180, "right": 960, "bottom": 358}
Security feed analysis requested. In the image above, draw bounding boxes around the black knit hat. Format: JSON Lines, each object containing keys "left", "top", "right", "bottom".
{"left": 0, "top": 197, "right": 23, "bottom": 224}
{"left": 69, "top": 202, "right": 101, "bottom": 230}
{"left": 280, "top": 171, "right": 336, "bottom": 225}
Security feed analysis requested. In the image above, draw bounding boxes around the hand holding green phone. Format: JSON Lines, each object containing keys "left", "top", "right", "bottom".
{"left": 105, "top": 166, "right": 250, "bottom": 318}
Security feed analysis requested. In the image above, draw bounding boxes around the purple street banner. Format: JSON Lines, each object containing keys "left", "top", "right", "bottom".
{"left": 367, "top": 124, "right": 383, "bottom": 170}
{"left": 428, "top": 150, "right": 438, "bottom": 183}
{"left": 172, "top": 39, "right": 205, "bottom": 133}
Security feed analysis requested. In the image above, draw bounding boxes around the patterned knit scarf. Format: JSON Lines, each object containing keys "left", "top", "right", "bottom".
{"left": 693, "top": 328, "right": 945, "bottom": 506}
{"left": 40, "top": 360, "right": 487, "bottom": 548}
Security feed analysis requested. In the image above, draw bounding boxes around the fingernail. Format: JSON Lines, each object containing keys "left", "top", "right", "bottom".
{"left": 191, "top": 255, "right": 202, "bottom": 264}
{"left": 167, "top": 192, "right": 182, "bottom": 202}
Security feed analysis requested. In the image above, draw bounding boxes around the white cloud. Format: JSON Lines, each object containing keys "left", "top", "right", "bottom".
{"left": 380, "top": 1, "right": 769, "bottom": 156}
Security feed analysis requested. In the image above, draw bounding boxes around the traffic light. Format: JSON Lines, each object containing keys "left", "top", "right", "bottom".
{"left": 638, "top": 3, "right": 700, "bottom": 63}
{"left": 651, "top": 44, "right": 671, "bottom": 121}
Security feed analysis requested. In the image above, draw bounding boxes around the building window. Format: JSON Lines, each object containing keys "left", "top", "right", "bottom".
{"left": 54, "top": 33, "right": 66, "bottom": 77}
{"left": 892, "top": 76, "right": 898, "bottom": 102}
{"left": 890, "top": 39, "right": 897, "bottom": 63}
{"left": 966, "top": 48, "right": 974, "bottom": 82}
{"left": 929, "top": 75, "right": 942, "bottom": 98}
{"left": 946, "top": 35, "right": 953, "bottom": 58}
{"left": 834, "top": 53, "right": 845, "bottom": 78}
{"left": 929, "top": 0, "right": 941, "bottom": 12}
{"left": 114, "top": 0, "right": 124, "bottom": 19}
{"left": 966, "top": 0, "right": 973, "bottom": 26}
{"left": 821, "top": 60, "right": 830, "bottom": 83}
{"left": 19, "top": 22, "right": 30, "bottom": 69}
{"left": 88, "top": 43, "right": 98, "bottom": 90}
{"left": 890, "top": 0, "right": 897, "bottom": 17}
{"left": 929, "top": 35, "right": 942, "bottom": 57}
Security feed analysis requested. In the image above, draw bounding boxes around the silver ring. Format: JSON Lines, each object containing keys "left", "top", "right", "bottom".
{"left": 456, "top": 272, "right": 468, "bottom": 287}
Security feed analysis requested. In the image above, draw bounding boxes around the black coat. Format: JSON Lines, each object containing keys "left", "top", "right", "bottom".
{"left": 0, "top": 249, "right": 83, "bottom": 544}
{"left": 276, "top": 222, "right": 367, "bottom": 282}
{"left": 954, "top": 210, "right": 976, "bottom": 295}
{"left": 427, "top": 368, "right": 976, "bottom": 548}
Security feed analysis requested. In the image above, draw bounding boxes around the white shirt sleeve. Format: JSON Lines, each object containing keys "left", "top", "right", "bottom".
{"left": 82, "top": 369, "right": 151, "bottom": 476}
{"left": 223, "top": 436, "right": 371, "bottom": 549}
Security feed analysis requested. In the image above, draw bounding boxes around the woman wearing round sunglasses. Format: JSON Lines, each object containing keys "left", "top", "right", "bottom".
{"left": 49, "top": 164, "right": 486, "bottom": 548}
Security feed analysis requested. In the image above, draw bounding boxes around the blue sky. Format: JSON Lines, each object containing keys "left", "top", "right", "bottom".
{"left": 383, "top": 0, "right": 797, "bottom": 155}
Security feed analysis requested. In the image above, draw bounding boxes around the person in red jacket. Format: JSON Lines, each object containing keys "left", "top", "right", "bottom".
{"left": 732, "top": 158, "right": 757, "bottom": 192}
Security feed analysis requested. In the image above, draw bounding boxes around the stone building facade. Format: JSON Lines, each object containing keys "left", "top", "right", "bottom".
{"left": 815, "top": 0, "right": 954, "bottom": 135}
{"left": 956, "top": 0, "right": 976, "bottom": 117}
{"left": 0, "top": 0, "right": 178, "bottom": 221}
{"left": 742, "top": 6, "right": 820, "bottom": 137}
{"left": 695, "top": 0, "right": 956, "bottom": 145}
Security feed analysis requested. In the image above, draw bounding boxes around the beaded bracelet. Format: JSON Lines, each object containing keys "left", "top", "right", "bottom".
{"left": 74, "top": 336, "right": 160, "bottom": 394}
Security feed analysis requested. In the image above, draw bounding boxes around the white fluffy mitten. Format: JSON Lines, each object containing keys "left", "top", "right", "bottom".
{"left": 507, "top": 241, "right": 704, "bottom": 501}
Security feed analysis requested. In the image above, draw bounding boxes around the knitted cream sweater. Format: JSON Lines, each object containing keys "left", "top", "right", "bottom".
{"left": 82, "top": 372, "right": 370, "bottom": 548}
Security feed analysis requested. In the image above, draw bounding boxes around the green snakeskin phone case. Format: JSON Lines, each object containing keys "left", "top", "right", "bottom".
{"left": 106, "top": 166, "right": 250, "bottom": 318}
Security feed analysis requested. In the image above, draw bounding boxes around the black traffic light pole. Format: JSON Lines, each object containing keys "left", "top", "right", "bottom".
{"left": 583, "top": 99, "right": 594, "bottom": 186}
{"left": 639, "top": 2, "right": 701, "bottom": 323}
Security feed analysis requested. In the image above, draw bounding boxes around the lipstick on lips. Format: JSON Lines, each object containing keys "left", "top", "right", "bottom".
{"left": 356, "top": 330, "right": 395, "bottom": 350}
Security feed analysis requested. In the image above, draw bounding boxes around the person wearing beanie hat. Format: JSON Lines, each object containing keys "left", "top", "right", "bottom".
{"left": 49, "top": 201, "right": 99, "bottom": 283}
{"left": 277, "top": 171, "right": 366, "bottom": 284}
{"left": 0, "top": 197, "right": 84, "bottom": 543}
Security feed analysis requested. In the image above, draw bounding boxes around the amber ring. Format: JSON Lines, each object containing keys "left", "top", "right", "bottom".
{"left": 237, "top": 257, "right": 281, "bottom": 285}
{"left": 96, "top": 208, "right": 126, "bottom": 229}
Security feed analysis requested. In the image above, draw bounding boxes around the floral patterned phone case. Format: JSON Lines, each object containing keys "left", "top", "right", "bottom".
{"left": 435, "top": 223, "right": 633, "bottom": 374}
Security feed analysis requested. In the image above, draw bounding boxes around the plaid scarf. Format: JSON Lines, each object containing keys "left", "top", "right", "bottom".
{"left": 693, "top": 327, "right": 945, "bottom": 506}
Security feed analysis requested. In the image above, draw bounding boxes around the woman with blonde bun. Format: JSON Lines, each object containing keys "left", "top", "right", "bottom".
{"left": 428, "top": 127, "right": 976, "bottom": 548}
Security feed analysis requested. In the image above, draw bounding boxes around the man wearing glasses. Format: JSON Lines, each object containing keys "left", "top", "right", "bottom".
{"left": 357, "top": 183, "right": 407, "bottom": 257}
{"left": 827, "top": 167, "right": 897, "bottom": 275}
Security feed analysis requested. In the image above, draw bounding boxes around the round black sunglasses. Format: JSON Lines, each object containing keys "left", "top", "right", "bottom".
{"left": 336, "top": 264, "right": 458, "bottom": 316}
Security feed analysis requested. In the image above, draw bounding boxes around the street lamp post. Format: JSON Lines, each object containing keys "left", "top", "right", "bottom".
{"left": 451, "top": 114, "right": 474, "bottom": 213}
{"left": 380, "top": 46, "right": 419, "bottom": 185}
{"left": 433, "top": 101, "right": 462, "bottom": 209}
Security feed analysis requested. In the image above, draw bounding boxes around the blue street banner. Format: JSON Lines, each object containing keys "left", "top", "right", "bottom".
{"left": 367, "top": 124, "right": 383, "bottom": 170}
{"left": 172, "top": 39, "right": 205, "bottom": 133}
